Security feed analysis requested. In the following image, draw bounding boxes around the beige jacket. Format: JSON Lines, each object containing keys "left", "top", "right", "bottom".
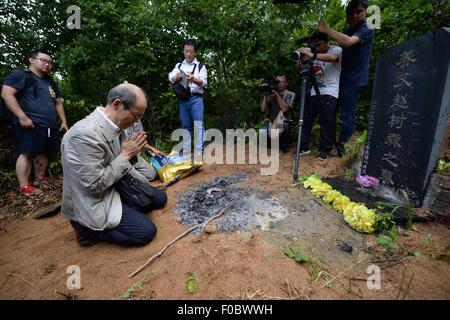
{"left": 61, "top": 107, "right": 156, "bottom": 230}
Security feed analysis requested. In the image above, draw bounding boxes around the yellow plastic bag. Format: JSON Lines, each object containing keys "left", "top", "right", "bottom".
{"left": 148, "top": 151, "right": 202, "bottom": 186}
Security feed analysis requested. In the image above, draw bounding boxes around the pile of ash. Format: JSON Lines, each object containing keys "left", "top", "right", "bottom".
{"left": 173, "top": 173, "right": 291, "bottom": 233}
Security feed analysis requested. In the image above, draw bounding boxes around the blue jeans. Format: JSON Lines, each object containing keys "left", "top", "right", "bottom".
{"left": 179, "top": 95, "right": 205, "bottom": 154}
{"left": 262, "top": 120, "right": 291, "bottom": 151}
{"left": 337, "top": 86, "right": 361, "bottom": 145}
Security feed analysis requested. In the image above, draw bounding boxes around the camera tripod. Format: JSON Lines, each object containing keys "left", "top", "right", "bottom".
{"left": 293, "top": 60, "right": 322, "bottom": 181}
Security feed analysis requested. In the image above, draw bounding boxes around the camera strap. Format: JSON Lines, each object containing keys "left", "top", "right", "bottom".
{"left": 177, "top": 61, "right": 206, "bottom": 95}
{"left": 177, "top": 62, "right": 204, "bottom": 74}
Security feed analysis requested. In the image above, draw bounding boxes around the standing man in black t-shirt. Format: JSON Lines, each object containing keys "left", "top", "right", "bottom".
{"left": 1, "top": 49, "right": 68, "bottom": 196}
{"left": 318, "top": 0, "right": 374, "bottom": 157}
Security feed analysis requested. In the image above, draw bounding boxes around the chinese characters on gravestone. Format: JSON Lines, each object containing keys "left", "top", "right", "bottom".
{"left": 361, "top": 28, "right": 450, "bottom": 205}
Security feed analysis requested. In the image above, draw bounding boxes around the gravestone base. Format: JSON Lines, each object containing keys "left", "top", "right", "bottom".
{"left": 422, "top": 173, "right": 450, "bottom": 226}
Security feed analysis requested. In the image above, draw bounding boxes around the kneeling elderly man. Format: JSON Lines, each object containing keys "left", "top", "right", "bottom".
{"left": 61, "top": 83, "right": 167, "bottom": 247}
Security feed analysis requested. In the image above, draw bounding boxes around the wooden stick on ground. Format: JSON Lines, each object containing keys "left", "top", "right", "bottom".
{"left": 128, "top": 203, "right": 235, "bottom": 278}
{"left": 322, "top": 257, "right": 367, "bottom": 288}
{"left": 9, "top": 273, "right": 36, "bottom": 287}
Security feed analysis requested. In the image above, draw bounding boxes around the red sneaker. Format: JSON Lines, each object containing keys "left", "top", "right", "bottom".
{"left": 20, "top": 184, "right": 43, "bottom": 196}
{"left": 38, "top": 176, "right": 52, "bottom": 183}
{"left": 33, "top": 176, "right": 52, "bottom": 187}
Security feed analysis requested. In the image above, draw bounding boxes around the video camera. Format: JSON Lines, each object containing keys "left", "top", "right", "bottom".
{"left": 289, "top": 35, "right": 316, "bottom": 63}
{"left": 257, "top": 79, "right": 280, "bottom": 95}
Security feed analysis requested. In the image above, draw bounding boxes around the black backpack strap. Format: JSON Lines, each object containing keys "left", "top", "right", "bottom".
{"left": 48, "top": 77, "right": 59, "bottom": 98}
{"left": 0, "top": 84, "right": 10, "bottom": 122}
{"left": 22, "top": 68, "right": 38, "bottom": 98}
{"left": 178, "top": 62, "right": 199, "bottom": 74}
{"left": 23, "top": 68, "right": 34, "bottom": 86}
{"left": 22, "top": 68, "right": 59, "bottom": 99}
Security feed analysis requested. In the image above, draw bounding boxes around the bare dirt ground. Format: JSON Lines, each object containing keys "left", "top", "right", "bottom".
{"left": 0, "top": 145, "right": 449, "bottom": 300}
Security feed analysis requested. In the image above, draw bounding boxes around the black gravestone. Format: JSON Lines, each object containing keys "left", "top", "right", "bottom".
{"left": 361, "top": 28, "right": 450, "bottom": 206}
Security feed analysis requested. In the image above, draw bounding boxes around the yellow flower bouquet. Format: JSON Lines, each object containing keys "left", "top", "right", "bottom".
{"left": 302, "top": 174, "right": 378, "bottom": 233}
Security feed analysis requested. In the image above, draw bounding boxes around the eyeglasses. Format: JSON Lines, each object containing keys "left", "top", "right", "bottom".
{"left": 116, "top": 99, "right": 144, "bottom": 120}
{"left": 128, "top": 108, "right": 145, "bottom": 120}
{"left": 35, "top": 57, "right": 54, "bottom": 65}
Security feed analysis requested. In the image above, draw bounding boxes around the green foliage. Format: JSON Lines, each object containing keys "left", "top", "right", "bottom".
{"left": 374, "top": 188, "right": 414, "bottom": 231}
{"left": 436, "top": 245, "right": 450, "bottom": 262}
{"left": 418, "top": 234, "right": 450, "bottom": 261}
{"left": 407, "top": 251, "right": 421, "bottom": 257}
{"left": 419, "top": 238, "right": 450, "bottom": 262}
{"left": 374, "top": 224, "right": 398, "bottom": 252}
{"left": 389, "top": 223, "right": 398, "bottom": 242}
{"left": 61, "top": 98, "right": 94, "bottom": 130}
{"left": 122, "top": 272, "right": 156, "bottom": 300}
{"left": 1, "top": 0, "right": 448, "bottom": 179}
{"left": 374, "top": 235, "right": 395, "bottom": 247}
{"left": 186, "top": 272, "right": 198, "bottom": 294}
{"left": 300, "top": 172, "right": 321, "bottom": 183}
{"left": 284, "top": 246, "right": 311, "bottom": 263}
{"left": 420, "top": 234, "right": 450, "bottom": 261}
{"left": 0, "top": 1, "right": 69, "bottom": 75}
{"left": 307, "top": 259, "right": 329, "bottom": 283}
{"left": 344, "top": 168, "right": 357, "bottom": 182}
{"left": 342, "top": 130, "right": 367, "bottom": 165}
{"left": 284, "top": 246, "right": 329, "bottom": 282}
{"left": 374, "top": 212, "right": 395, "bottom": 233}
{"left": 0, "top": 170, "right": 18, "bottom": 196}
{"left": 48, "top": 157, "right": 63, "bottom": 178}
{"left": 436, "top": 158, "right": 450, "bottom": 174}
{"left": 342, "top": 130, "right": 367, "bottom": 183}
{"left": 374, "top": 202, "right": 397, "bottom": 232}
{"left": 399, "top": 190, "right": 414, "bottom": 230}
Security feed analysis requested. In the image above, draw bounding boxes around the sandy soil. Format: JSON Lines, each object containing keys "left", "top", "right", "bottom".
{"left": 0, "top": 145, "right": 449, "bottom": 300}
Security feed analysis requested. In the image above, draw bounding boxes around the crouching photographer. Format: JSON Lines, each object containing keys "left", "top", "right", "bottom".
{"left": 259, "top": 72, "right": 296, "bottom": 153}
{"left": 297, "top": 32, "right": 342, "bottom": 160}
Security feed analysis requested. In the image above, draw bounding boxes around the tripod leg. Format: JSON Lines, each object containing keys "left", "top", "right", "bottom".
{"left": 293, "top": 77, "right": 308, "bottom": 181}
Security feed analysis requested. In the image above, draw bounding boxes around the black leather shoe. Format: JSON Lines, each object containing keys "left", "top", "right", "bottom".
{"left": 318, "top": 151, "right": 328, "bottom": 161}
{"left": 70, "top": 221, "right": 99, "bottom": 247}
{"left": 336, "top": 144, "right": 346, "bottom": 158}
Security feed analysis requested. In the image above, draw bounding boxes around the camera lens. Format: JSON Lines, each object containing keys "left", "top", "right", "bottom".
{"left": 290, "top": 51, "right": 301, "bottom": 61}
